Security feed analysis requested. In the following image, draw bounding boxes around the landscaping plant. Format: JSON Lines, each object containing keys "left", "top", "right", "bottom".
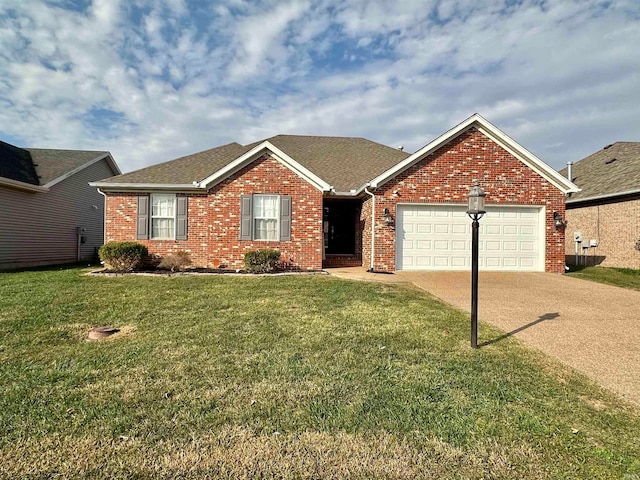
{"left": 98, "top": 241, "right": 148, "bottom": 272}
{"left": 158, "top": 251, "right": 192, "bottom": 272}
{"left": 244, "top": 248, "right": 281, "bottom": 273}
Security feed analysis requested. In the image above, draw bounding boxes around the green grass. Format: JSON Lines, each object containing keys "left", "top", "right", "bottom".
{"left": 1, "top": 267, "right": 639, "bottom": 479}
{"left": 567, "top": 265, "right": 640, "bottom": 291}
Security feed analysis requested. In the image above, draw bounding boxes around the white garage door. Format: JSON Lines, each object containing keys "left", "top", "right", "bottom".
{"left": 396, "top": 204, "right": 543, "bottom": 271}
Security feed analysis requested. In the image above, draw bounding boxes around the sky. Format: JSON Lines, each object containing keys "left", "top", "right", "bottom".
{"left": 0, "top": 0, "right": 639, "bottom": 174}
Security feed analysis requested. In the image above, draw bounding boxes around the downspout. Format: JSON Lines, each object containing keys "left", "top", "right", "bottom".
{"left": 364, "top": 184, "right": 375, "bottom": 272}
{"left": 97, "top": 188, "right": 107, "bottom": 245}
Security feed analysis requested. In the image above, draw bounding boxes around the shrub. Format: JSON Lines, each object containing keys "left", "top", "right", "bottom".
{"left": 99, "top": 241, "right": 148, "bottom": 272}
{"left": 244, "top": 249, "right": 281, "bottom": 273}
{"left": 158, "top": 251, "right": 192, "bottom": 272}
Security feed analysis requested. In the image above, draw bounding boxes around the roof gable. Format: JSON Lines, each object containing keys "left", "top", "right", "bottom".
{"left": 94, "top": 135, "right": 410, "bottom": 193}
{"left": 369, "top": 114, "right": 580, "bottom": 194}
{"left": 26, "top": 148, "right": 114, "bottom": 186}
{"left": 1, "top": 140, "right": 118, "bottom": 192}
{"left": 560, "top": 142, "right": 640, "bottom": 203}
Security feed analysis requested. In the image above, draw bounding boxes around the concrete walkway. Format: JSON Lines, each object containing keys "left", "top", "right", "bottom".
{"left": 328, "top": 267, "right": 640, "bottom": 405}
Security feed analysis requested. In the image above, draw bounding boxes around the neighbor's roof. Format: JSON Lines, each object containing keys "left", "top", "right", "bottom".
{"left": 99, "top": 135, "right": 411, "bottom": 192}
{"left": 560, "top": 142, "right": 640, "bottom": 203}
{"left": 0, "top": 140, "right": 40, "bottom": 185}
{"left": 26, "top": 148, "right": 111, "bottom": 185}
{"left": 0, "top": 139, "right": 117, "bottom": 191}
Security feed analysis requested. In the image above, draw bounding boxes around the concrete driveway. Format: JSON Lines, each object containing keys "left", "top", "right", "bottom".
{"left": 329, "top": 268, "right": 640, "bottom": 405}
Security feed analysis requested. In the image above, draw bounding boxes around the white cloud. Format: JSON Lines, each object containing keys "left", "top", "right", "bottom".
{"left": 0, "top": 0, "right": 638, "bottom": 173}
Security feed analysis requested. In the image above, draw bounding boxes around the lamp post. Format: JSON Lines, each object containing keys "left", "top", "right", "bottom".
{"left": 467, "top": 181, "right": 486, "bottom": 349}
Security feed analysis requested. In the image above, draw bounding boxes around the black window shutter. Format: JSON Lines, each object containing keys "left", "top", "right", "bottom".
{"left": 280, "top": 195, "right": 292, "bottom": 241}
{"left": 239, "top": 195, "right": 252, "bottom": 240}
{"left": 137, "top": 195, "right": 149, "bottom": 240}
{"left": 176, "top": 196, "right": 188, "bottom": 240}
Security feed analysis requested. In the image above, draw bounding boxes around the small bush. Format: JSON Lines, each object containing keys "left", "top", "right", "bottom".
{"left": 244, "top": 249, "right": 281, "bottom": 273}
{"left": 99, "top": 241, "right": 148, "bottom": 272}
{"left": 158, "top": 251, "right": 192, "bottom": 272}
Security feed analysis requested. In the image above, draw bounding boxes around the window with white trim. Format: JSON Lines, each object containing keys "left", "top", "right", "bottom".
{"left": 151, "top": 194, "right": 176, "bottom": 239}
{"left": 253, "top": 194, "right": 279, "bottom": 240}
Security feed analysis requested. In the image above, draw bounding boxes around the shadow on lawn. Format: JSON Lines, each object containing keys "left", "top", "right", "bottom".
{"left": 481, "top": 312, "right": 560, "bottom": 347}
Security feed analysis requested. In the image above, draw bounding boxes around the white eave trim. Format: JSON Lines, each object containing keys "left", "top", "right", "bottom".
{"left": 0, "top": 176, "right": 48, "bottom": 193}
{"left": 567, "top": 188, "right": 640, "bottom": 205}
{"left": 88, "top": 182, "right": 204, "bottom": 192}
{"left": 199, "top": 141, "right": 332, "bottom": 192}
{"left": 43, "top": 152, "right": 121, "bottom": 189}
{"left": 368, "top": 113, "right": 581, "bottom": 195}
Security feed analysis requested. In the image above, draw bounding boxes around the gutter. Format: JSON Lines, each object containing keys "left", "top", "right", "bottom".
{"left": 0, "top": 177, "right": 48, "bottom": 193}
{"left": 89, "top": 182, "right": 205, "bottom": 192}
{"left": 96, "top": 188, "right": 107, "bottom": 245}
{"left": 363, "top": 184, "right": 376, "bottom": 272}
{"left": 567, "top": 188, "right": 640, "bottom": 205}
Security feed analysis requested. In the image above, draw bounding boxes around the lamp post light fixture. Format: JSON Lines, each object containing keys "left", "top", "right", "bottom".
{"left": 467, "top": 181, "right": 486, "bottom": 349}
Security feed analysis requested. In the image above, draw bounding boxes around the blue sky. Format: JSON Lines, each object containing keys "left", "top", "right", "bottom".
{"left": 0, "top": 0, "right": 639, "bottom": 173}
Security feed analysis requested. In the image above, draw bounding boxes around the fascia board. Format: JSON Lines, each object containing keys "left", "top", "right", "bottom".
{"left": 474, "top": 122, "right": 581, "bottom": 194}
{"left": 369, "top": 113, "right": 581, "bottom": 195}
{"left": 200, "top": 141, "right": 332, "bottom": 192}
{"left": 369, "top": 114, "right": 480, "bottom": 188}
{"left": 43, "top": 152, "right": 121, "bottom": 189}
{"left": 89, "top": 182, "right": 204, "bottom": 192}
{"left": 0, "top": 177, "right": 49, "bottom": 193}
{"left": 566, "top": 189, "right": 640, "bottom": 205}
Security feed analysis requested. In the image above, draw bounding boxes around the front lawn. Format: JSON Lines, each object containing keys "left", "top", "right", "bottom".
{"left": 567, "top": 265, "right": 640, "bottom": 291}
{"left": 1, "top": 267, "right": 639, "bottom": 479}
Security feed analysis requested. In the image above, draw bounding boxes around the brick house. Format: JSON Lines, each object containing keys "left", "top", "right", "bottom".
{"left": 560, "top": 142, "right": 640, "bottom": 269}
{"left": 91, "top": 114, "right": 578, "bottom": 273}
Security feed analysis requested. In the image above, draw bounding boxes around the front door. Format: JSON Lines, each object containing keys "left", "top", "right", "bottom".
{"left": 323, "top": 200, "right": 359, "bottom": 255}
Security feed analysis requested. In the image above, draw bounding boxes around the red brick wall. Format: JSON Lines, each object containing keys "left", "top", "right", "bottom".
{"left": 104, "top": 155, "right": 324, "bottom": 270}
{"left": 361, "top": 127, "right": 567, "bottom": 273}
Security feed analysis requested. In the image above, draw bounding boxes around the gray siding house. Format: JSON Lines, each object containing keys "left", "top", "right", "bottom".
{"left": 0, "top": 140, "right": 120, "bottom": 270}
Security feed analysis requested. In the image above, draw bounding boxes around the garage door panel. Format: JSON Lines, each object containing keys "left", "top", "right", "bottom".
{"left": 416, "top": 256, "right": 432, "bottom": 266}
{"left": 486, "top": 240, "right": 501, "bottom": 251}
{"left": 451, "top": 240, "right": 466, "bottom": 250}
{"left": 433, "top": 240, "right": 449, "bottom": 250}
{"left": 397, "top": 204, "right": 542, "bottom": 271}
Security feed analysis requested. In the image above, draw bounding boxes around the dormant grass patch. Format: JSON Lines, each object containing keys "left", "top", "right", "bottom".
{"left": 0, "top": 266, "right": 639, "bottom": 479}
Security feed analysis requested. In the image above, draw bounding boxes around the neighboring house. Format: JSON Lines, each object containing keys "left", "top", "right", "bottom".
{"left": 560, "top": 142, "right": 640, "bottom": 269}
{"left": 0, "top": 140, "right": 121, "bottom": 270}
{"left": 91, "top": 114, "right": 578, "bottom": 273}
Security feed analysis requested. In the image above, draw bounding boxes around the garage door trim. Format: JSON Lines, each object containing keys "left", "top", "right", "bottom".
{"left": 395, "top": 203, "right": 546, "bottom": 272}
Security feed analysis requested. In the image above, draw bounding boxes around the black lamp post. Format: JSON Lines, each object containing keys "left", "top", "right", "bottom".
{"left": 466, "top": 181, "right": 486, "bottom": 349}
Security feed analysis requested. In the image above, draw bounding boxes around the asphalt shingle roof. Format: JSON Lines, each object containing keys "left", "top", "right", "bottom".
{"left": 0, "top": 140, "right": 39, "bottom": 185}
{"left": 26, "top": 148, "right": 108, "bottom": 185}
{"left": 560, "top": 142, "right": 640, "bottom": 202}
{"left": 1, "top": 140, "right": 108, "bottom": 186}
{"left": 100, "top": 142, "right": 250, "bottom": 185}
{"left": 101, "top": 135, "right": 411, "bottom": 191}
{"left": 262, "top": 135, "right": 410, "bottom": 192}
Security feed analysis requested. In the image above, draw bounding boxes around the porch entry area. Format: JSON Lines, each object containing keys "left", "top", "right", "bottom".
{"left": 322, "top": 198, "right": 362, "bottom": 268}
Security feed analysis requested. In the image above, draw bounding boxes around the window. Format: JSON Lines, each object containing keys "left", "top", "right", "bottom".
{"left": 253, "top": 194, "right": 279, "bottom": 240}
{"left": 151, "top": 194, "right": 176, "bottom": 239}
{"left": 239, "top": 194, "right": 291, "bottom": 242}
